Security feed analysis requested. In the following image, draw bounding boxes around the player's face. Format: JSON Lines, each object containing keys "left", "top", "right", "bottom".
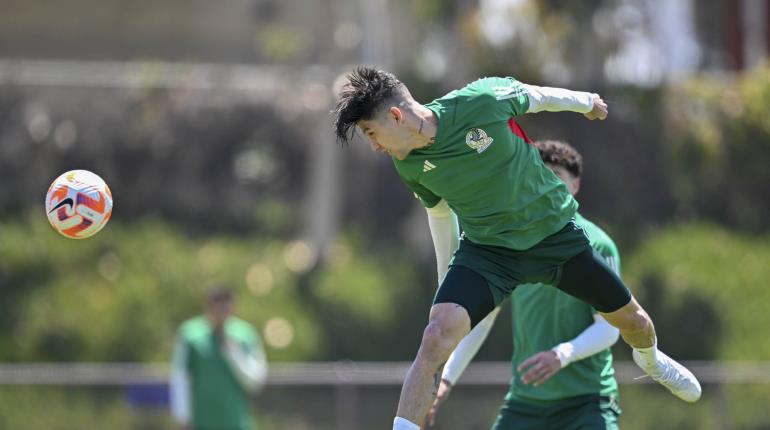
{"left": 545, "top": 163, "right": 580, "bottom": 196}
{"left": 357, "top": 108, "right": 413, "bottom": 160}
{"left": 206, "top": 297, "right": 234, "bottom": 328}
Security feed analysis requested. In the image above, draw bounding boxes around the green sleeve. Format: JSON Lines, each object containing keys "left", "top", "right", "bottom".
{"left": 243, "top": 325, "right": 258, "bottom": 350}
{"left": 468, "top": 77, "right": 530, "bottom": 116}
{"left": 396, "top": 169, "right": 441, "bottom": 208}
{"left": 241, "top": 325, "right": 267, "bottom": 369}
{"left": 250, "top": 329, "right": 267, "bottom": 363}
{"left": 408, "top": 182, "right": 441, "bottom": 208}
{"left": 171, "top": 333, "right": 190, "bottom": 373}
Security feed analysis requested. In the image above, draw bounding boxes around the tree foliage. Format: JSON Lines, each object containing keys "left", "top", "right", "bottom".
{"left": 663, "top": 66, "right": 770, "bottom": 232}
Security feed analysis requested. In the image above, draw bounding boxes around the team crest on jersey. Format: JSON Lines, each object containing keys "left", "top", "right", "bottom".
{"left": 466, "top": 128, "right": 494, "bottom": 153}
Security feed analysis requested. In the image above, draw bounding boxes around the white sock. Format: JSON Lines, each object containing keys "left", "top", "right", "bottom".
{"left": 393, "top": 416, "right": 421, "bottom": 430}
{"left": 633, "top": 340, "right": 659, "bottom": 369}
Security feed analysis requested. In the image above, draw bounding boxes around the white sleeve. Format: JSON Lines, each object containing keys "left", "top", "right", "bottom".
{"left": 523, "top": 84, "right": 595, "bottom": 114}
{"left": 169, "top": 337, "right": 191, "bottom": 424}
{"left": 441, "top": 307, "right": 501, "bottom": 385}
{"left": 551, "top": 314, "right": 620, "bottom": 368}
{"left": 425, "top": 199, "right": 461, "bottom": 285}
{"left": 223, "top": 339, "right": 268, "bottom": 393}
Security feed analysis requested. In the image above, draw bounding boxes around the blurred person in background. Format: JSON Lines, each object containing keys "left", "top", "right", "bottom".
{"left": 333, "top": 67, "right": 700, "bottom": 430}
{"left": 427, "top": 140, "right": 622, "bottom": 430}
{"left": 170, "top": 286, "right": 267, "bottom": 430}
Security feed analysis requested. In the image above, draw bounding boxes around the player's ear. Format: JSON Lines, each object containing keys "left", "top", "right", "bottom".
{"left": 572, "top": 177, "right": 581, "bottom": 195}
{"left": 388, "top": 106, "right": 404, "bottom": 124}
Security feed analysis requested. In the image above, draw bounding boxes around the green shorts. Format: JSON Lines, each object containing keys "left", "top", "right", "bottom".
{"left": 492, "top": 394, "right": 621, "bottom": 430}
{"left": 435, "top": 220, "right": 631, "bottom": 325}
{"left": 450, "top": 219, "right": 590, "bottom": 306}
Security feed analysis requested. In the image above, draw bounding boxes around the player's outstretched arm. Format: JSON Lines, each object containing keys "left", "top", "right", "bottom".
{"left": 169, "top": 337, "right": 192, "bottom": 427}
{"left": 442, "top": 307, "right": 502, "bottom": 384}
{"left": 523, "top": 84, "right": 608, "bottom": 120}
{"left": 425, "top": 200, "right": 460, "bottom": 285}
{"left": 583, "top": 94, "right": 608, "bottom": 120}
{"left": 518, "top": 314, "right": 619, "bottom": 387}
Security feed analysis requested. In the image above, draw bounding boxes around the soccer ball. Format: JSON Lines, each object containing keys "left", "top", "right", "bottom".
{"left": 45, "top": 170, "right": 113, "bottom": 239}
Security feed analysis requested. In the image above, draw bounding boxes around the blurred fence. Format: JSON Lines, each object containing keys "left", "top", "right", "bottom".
{"left": 3, "top": 360, "right": 770, "bottom": 386}
{"left": 0, "top": 59, "right": 320, "bottom": 92}
{"left": 0, "top": 361, "right": 769, "bottom": 430}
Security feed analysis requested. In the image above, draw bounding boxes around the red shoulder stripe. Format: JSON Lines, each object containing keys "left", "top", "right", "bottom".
{"left": 507, "top": 118, "right": 533, "bottom": 144}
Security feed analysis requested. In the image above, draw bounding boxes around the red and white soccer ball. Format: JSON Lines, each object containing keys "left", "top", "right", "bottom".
{"left": 45, "top": 170, "right": 113, "bottom": 239}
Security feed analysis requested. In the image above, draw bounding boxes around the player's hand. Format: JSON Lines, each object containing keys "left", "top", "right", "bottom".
{"left": 583, "top": 94, "right": 608, "bottom": 120}
{"left": 426, "top": 379, "right": 453, "bottom": 427}
{"left": 517, "top": 350, "right": 562, "bottom": 387}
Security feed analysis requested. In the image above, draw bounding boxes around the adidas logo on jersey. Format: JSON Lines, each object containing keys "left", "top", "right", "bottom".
{"left": 493, "top": 83, "right": 527, "bottom": 100}
{"left": 423, "top": 160, "right": 436, "bottom": 172}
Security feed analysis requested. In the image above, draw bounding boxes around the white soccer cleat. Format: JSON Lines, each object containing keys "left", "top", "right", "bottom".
{"left": 633, "top": 349, "right": 702, "bottom": 403}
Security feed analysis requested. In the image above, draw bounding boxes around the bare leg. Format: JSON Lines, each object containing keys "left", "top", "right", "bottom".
{"left": 395, "top": 303, "right": 471, "bottom": 426}
{"left": 599, "top": 297, "right": 655, "bottom": 348}
{"left": 601, "top": 297, "right": 701, "bottom": 403}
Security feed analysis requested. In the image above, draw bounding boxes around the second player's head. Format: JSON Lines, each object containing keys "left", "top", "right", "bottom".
{"left": 205, "top": 285, "right": 234, "bottom": 330}
{"left": 332, "top": 66, "right": 424, "bottom": 160}
{"left": 533, "top": 140, "right": 583, "bottom": 196}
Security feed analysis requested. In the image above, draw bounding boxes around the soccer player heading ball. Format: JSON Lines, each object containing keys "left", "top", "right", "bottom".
{"left": 429, "top": 140, "right": 625, "bottom": 430}
{"left": 332, "top": 67, "right": 701, "bottom": 430}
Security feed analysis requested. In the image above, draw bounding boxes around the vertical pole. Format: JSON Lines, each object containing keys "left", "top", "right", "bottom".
{"left": 726, "top": 0, "right": 745, "bottom": 70}
{"left": 742, "top": 0, "right": 768, "bottom": 69}
{"left": 305, "top": 92, "right": 340, "bottom": 267}
{"left": 335, "top": 382, "right": 359, "bottom": 430}
{"left": 713, "top": 383, "right": 731, "bottom": 430}
{"left": 766, "top": 0, "right": 770, "bottom": 56}
{"left": 359, "top": 0, "right": 394, "bottom": 68}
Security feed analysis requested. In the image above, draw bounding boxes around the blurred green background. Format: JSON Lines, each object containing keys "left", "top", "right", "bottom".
{"left": 1, "top": 0, "right": 769, "bottom": 428}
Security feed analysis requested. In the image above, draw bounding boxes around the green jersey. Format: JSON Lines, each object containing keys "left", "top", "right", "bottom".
{"left": 173, "top": 316, "right": 264, "bottom": 430}
{"left": 508, "top": 213, "right": 620, "bottom": 403}
{"left": 393, "top": 77, "right": 578, "bottom": 251}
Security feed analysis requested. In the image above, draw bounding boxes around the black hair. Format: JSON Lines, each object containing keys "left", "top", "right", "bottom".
{"left": 332, "top": 66, "right": 406, "bottom": 144}
{"left": 206, "top": 284, "right": 233, "bottom": 303}
{"left": 533, "top": 140, "right": 583, "bottom": 178}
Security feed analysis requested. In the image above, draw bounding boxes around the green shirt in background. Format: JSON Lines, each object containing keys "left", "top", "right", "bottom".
{"left": 174, "top": 316, "right": 263, "bottom": 430}
{"left": 508, "top": 213, "right": 620, "bottom": 403}
{"left": 393, "top": 76, "right": 578, "bottom": 251}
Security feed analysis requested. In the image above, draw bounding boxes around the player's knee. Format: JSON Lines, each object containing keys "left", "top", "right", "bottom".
{"left": 420, "top": 320, "right": 465, "bottom": 363}
{"left": 420, "top": 321, "right": 459, "bottom": 363}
